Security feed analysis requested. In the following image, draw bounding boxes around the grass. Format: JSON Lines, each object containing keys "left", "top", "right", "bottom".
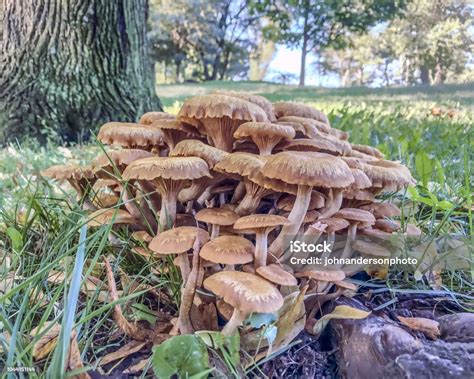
{"left": 0, "top": 81, "right": 473, "bottom": 377}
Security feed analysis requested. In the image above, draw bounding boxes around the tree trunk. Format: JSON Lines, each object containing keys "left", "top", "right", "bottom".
{"left": 299, "top": 3, "right": 309, "bottom": 87}
{"left": 420, "top": 65, "right": 430, "bottom": 85}
{"left": 0, "top": 0, "right": 161, "bottom": 144}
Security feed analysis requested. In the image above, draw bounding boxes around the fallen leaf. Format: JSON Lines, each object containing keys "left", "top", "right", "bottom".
{"left": 31, "top": 321, "right": 62, "bottom": 360}
{"left": 312, "top": 305, "right": 371, "bottom": 337}
{"left": 275, "top": 285, "right": 307, "bottom": 347}
{"left": 398, "top": 316, "right": 440, "bottom": 339}
{"left": 99, "top": 340, "right": 148, "bottom": 366}
{"left": 123, "top": 357, "right": 151, "bottom": 374}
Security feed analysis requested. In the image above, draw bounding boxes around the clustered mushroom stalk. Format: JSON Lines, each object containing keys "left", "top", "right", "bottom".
{"left": 319, "top": 188, "right": 344, "bottom": 219}
{"left": 235, "top": 182, "right": 272, "bottom": 215}
{"left": 156, "top": 180, "right": 186, "bottom": 231}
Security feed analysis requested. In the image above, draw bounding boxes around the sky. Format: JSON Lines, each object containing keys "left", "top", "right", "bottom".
{"left": 265, "top": 45, "right": 340, "bottom": 87}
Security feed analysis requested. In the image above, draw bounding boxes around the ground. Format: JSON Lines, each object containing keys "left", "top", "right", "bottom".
{"left": 0, "top": 81, "right": 472, "bottom": 377}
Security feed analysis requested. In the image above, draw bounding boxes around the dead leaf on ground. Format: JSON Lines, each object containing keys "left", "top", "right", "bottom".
{"left": 123, "top": 357, "right": 151, "bottom": 374}
{"left": 398, "top": 316, "right": 440, "bottom": 339}
{"left": 99, "top": 340, "right": 148, "bottom": 366}
{"left": 311, "top": 305, "right": 371, "bottom": 337}
{"left": 31, "top": 321, "right": 63, "bottom": 360}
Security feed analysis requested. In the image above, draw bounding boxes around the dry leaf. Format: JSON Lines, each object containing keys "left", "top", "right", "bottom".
{"left": 275, "top": 285, "right": 307, "bottom": 347}
{"left": 312, "top": 305, "right": 371, "bottom": 337}
{"left": 398, "top": 316, "right": 440, "bottom": 339}
{"left": 123, "top": 357, "right": 151, "bottom": 374}
{"left": 31, "top": 321, "right": 62, "bottom": 360}
{"left": 99, "top": 340, "right": 148, "bottom": 366}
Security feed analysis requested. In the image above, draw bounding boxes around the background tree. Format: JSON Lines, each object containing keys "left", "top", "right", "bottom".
{"left": 0, "top": 0, "right": 161, "bottom": 143}
{"left": 151, "top": 0, "right": 263, "bottom": 82}
{"left": 257, "top": 0, "right": 405, "bottom": 86}
{"left": 381, "top": 0, "right": 473, "bottom": 85}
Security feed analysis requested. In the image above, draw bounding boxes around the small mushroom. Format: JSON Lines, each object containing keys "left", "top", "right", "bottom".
{"left": 139, "top": 111, "right": 175, "bottom": 125}
{"left": 273, "top": 102, "right": 329, "bottom": 125}
{"left": 256, "top": 264, "right": 297, "bottom": 287}
{"left": 200, "top": 235, "right": 254, "bottom": 270}
{"left": 195, "top": 208, "right": 239, "bottom": 239}
{"left": 150, "top": 120, "right": 201, "bottom": 150}
{"left": 233, "top": 122, "right": 295, "bottom": 156}
{"left": 149, "top": 226, "right": 210, "bottom": 282}
{"left": 234, "top": 214, "right": 291, "bottom": 268}
{"left": 203, "top": 271, "right": 283, "bottom": 336}
{"left": 97, "top": 122, "right": 164, "bottom": 151}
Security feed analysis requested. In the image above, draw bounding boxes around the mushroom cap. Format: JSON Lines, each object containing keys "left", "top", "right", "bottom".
{"left": 139, "top": 111, "right": 175, "bottom": 125}
{"left": 280, "top": 138, "right": 341, "bottom": 155}
{"left": 213, "top": 91, "right": 276, "bottom": 121}
{"left": 261, "top": 151, "right": 354, "bottom": 188}
{"left": 93, "top": 149, "right": 153, "bottom": 174}
{"left": 200, "top": 236, "right": 254, "bottom": 265}
{"left": 273, "top": 102, "right": 329, "bottom": 125}
{"left": 374, "top": 219, "right": 400, "bottom": 233}
{"left": 349, "top": 168, "right": 372, "bottom": 190}
{"left": 214, "top": 152, "right": 263, "bottom": 178}
{"left": 42, "top": 164, "right": 94, "bottom": 180}
{"left": 150, "top": 119, "right": 199, "bottom": 135}
{"left": 351, "top": 240, "right": 391, "bottom": 257}
{"left": 350, "top": 150, "right": 378, "bottom": 161}
{"left": 248, "top": 169, "right": 298, "bottom": 195}
{"left": 87, "top": 209, "right": 136, "bottom": 227}
{"left": 149, "top": 226, "right": 210, "bottom": 255}
{"left": 282, "top": 210, "right": 320, "bottom": 224}
{"left": 351, "top": 143, "right": 384, "bottom": 159}
{"left": 122, "top": 156, "right": 211, "bottom": 181}
{"left": 177, "top": 95, "right": 268, "bottom": 122}
{"left": 170, "top": 139, "right": 229, "bottom": 169}
{"left": 360, "top": 202, "right": 401, "bottom": 219}
{"left": 216, "top": 299, "right": 234, "bottom": 321}
{"left": 334, "top": 280, "right": 358, "bottom": 291}
{"left": 203, "top": 271, "right": 283, "bottom": 314}
{"left": 277, "top": 191, "right": 325, "bottom": 211}
{"left": 92, "top": 178, "right": 121, "bottom": 191}
{"left": 277, "top": 115, "right": 331, "bottom": 134}
{"left": 295, "top": 270, "right": 345, "bottom": 282}
{"left": 195, "top": 208, "right": 239, "bottom": 226}
{"left": 274, "top": 120, "right": 308, "bottom": 136}
{"left": 234, "top": 122, "right": 295, "bottom": 141}
{"left": 234, "top": 214, "right": 292, "bottom": 231}
{"left": 406, "top": 223, "right": 422, "bottom": 236}
{"left": 341, "top": 156, "right": 365, "bottom": 169}
{"left": 131, "top": 231, "right": 153, "bottom": 243}
{"left": 97, "top": 122, "right": 163, "bottom": 148}
{"left": 319, "top": 218, "right": 350, "bottom": 233}
{"left": 256, "top": 264, "right": 298, "bottom": 286}
{"left": 361, "top": 160, "right": 414, "bottom": 190}
{"left": 334, "top": 208, "right": 376, "bottom": 224}
{"left": 343, "top": 189, "right": 376, "bottom": 201}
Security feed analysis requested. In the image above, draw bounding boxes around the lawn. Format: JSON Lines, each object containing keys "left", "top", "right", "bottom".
{"left": 0, "top": 81, "right": 472, "bottom": 376}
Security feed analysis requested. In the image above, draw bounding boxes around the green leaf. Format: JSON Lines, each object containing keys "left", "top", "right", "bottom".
{"left": 415, "top": 150, "right": 433, "bottom": 187}
{"left": 247, "top": 312, "right": 277, "bottom": 328}
{"left": 196, "top": 331, "right": 240, "bottom": 366}
{"left": 6, "top": 227, "right": 23, "bottom": 252}
{"left": 152, "top": 335, "right": 210, "bottom": 379}
{"left": 437, "top": 200, "right": 454, "bottom": 210}
{"left": 434, "top": 159, "right": 445, "bottom": 188}
{"left": 131, "top": 303, "right": 157, "bottom": 325}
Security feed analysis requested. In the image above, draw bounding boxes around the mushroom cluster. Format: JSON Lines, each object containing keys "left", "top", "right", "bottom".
{"left": 42, "top": 93, "right": 417, "bottom": 337}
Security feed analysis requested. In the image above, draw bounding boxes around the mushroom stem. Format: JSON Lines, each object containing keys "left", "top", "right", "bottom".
{"left": 177, "top": 252, "right": 191, "bottom": 283}
{"left": 306, "top": 288, "right": 344, "bottom": 325}
{"left": 222, "top": 308, "right": 247, "bottom": 336}
{"left": 234, "top": 182, "right": 269, "bottom": 215}
{"left": 210, "top": 224, "right": 220, "bottom": 239}
{"left": 122, "top": 188, "right": 142, "bottom": 219}
{"left": 269, "top": 185, "right": 312, "bottom": 258}
{"left": 139, "top": 180, "right": 161, "bottom": 214}
{"left": 319, "top": 189, "right": 343, "bottom": 219}
{"left": 321, "top": 232, "right": 336, "bottom": 261}
{"left": 254, "top": 231, "right": 269, "bottom": 269}
{"left": 340, "top": 224, "right": 358, "bottom": 261}
{"left": 177, "top": 237, "right": 202, "bottom": 334}
{"left": 197, "top": 186, "right": 213, "bottom": 205}
{"left": 159, "top": 192, "right": 178, "bottom": 231}
{"left": 279, "top": 223, "right": 325, "bottom": 264}
{"left": 231, "top": 182, "right": 246, "bottom": 204}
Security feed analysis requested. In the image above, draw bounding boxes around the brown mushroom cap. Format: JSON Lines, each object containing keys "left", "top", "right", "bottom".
{"left": 195, "top": 208, "right": 239, "bottom": 226}
{"left": 334, "top": 280, "right": 358, "bottom": 291}
{"left": 277, "top": 191, "right": 325, "bottom": 211}
{"left": 273, "top": 102, "right": 329, "bottom": 125}
{"left": 139, "top": 111, "right": 175, "bottom": 125}
{"left": 318, "top": 218, "right": 350, "bottom": 233}
{"left": 261, "top": 151, "right": 354, "bottom": 189}
{"left": 334, "top": 208, "right": 376, "bottom": 225}
{"left": 256, "top": 264, "right": 298, "bottom": 286}
{"left": 360, "top": 202, "right": 401, "bottom": 219}
{"left": 131, "top": 231, "right": 153, "bottom": 243}
{"left": 351, "top": 240, "right": 391, "bottom": 257}
{"left": 350, "top": 150, "right": 379, "bottom": 161}
{"left": 214, "top": 152, "right": 263, "bottom": 179}
{"left": 149, "top": 226, "right": 210, "bottom": 255}
{"left": 97, "top": 122, "right": 163, "bottom": 148}
{"left": 274, "top": 120, "right": 308, "bottom": 137}
{"left": 234, "top": 214, "right": 292, "bottom": 232}
{"left": 213, "top": 91, "right": 276, "bottom": 121}
{"left": 92, "top": 149, "right": 153, "bottom": 177}
{"left": 200, "top": 236, "right": 254, "bottom": 265}
{"left": 351, "top": 143, "right": 384, "bottom": 159}
{"left": 216, "top": 299, "right": 234, "bottom": 321}
{"left": 282, "top": 210, "right": 320, "bottom": 224}
{"left": 122, "top": 156, "right": 211, "bottom": 181}
{"left": 280, "top": 138, "right": 341, "bottom": 155}
{"left": 277, "top": 115, "right": 331, "bottom": 134}
{"left": 361, "top": 160, "right": 414, "bottom": 191}
{"left": 234, "top": 122, "right": 295, "bottom": 156}
{"left": 170, "top": 139, "right": 229, "bottom": 169}
{"left": 42, "top": 164, "right": 94, "bottom": 180}
{"left": 349, "top": 168, "right": 372, "bottom": 190}
{"left": 203, "top": 271, "right": 283, "bottom": 314}
{"left": 150, "top": 119, "right": 201, "bottom": 149}
{"left": 87, "top": 209, "right": 136, "bottom": 227}
{"left": 295, "top": 270, "right": 346, "bottom": 282}
{"left": 374, "top": 219, "right": 400, "bottom": 233}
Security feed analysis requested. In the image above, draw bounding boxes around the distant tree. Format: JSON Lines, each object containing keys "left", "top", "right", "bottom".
{"left": 382, "top": 0, "right": 473, "bottom": 85}
{"left": 0, "top": 0, "right": 161, "bottom": 143}
{"left": 151, "top": 0, "right": 263, "bottom": 82}
{"left": 256, "top": 0, "right": 405, "bottom": 86}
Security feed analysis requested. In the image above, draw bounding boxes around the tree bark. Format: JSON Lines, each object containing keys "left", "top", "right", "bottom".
{"left": 299, "top": 1, "right": 309, "bottom": 87}
{"left": 0, "top": 0, "right": 162, "bottom": 143}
